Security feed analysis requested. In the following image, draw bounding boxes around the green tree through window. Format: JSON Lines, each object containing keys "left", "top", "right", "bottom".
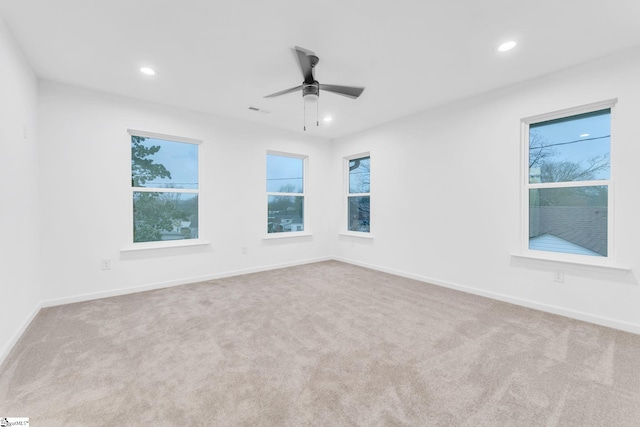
{"left": 131, "top": 135, "right": 172, "bottom": 187}
{"left": 131, "top": 133, "right": 199, "bottom": 243}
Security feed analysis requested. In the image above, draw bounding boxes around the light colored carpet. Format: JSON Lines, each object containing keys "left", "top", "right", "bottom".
{"left": 1, "top": 260, "right": 639, "bottom": 426}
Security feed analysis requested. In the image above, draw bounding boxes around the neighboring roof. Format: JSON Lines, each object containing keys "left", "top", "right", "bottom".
{"left": 529, "top": 233, "right": 602, "bottom": 257}
{"left": 269, "top": 214, "right": 303, "bottom": 223}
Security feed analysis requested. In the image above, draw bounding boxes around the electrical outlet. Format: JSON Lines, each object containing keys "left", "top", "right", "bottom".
{"left": 101, "top": 259, "right": 111, "bottom": 270}
{"left": 553, "top": 272, "right": 564, "bottom": 283}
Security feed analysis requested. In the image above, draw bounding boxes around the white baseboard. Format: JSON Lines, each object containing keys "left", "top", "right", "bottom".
{"left": 334, "top": 257, "right": 640, "bottom": 335}
{"left": 41, "top": 256, "right": 332, "bottom": 308}
{"left": 0, "top": 301, "right": 42, "bottom": 368}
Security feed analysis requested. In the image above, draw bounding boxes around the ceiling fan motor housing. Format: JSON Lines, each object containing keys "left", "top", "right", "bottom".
{"left": 303, "top": 82, "right": 319, "bottom": 99}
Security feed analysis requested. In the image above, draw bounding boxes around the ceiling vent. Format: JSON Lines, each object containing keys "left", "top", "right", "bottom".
{"left": 248, "top": 106, "right": 269, "bottom": 113}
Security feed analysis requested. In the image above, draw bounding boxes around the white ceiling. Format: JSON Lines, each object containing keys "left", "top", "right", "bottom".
{"left": 1, "top": 1, "right": 639, "bottom": 139}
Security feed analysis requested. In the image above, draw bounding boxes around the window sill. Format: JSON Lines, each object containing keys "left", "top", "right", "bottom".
{"left": 511, "top": 253, "right": 630, "bottom": 274}
{"left": 121, "top": 239, "right": 211, "bottom": 253}
{"left": 262, "top": 232, "right": 312, "bottom": 240}
{"left": 339, "top": 231, "right": 374, "bottom": 239}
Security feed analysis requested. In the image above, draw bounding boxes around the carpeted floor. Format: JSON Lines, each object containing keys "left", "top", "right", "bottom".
{"left": 1, "top": 260, "right": 639, "bottom": 426}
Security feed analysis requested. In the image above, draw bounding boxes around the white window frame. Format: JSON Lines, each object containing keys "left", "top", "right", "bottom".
{"left": 343, "top": 152, "right": 372, "bottom": 237}
{"left": 265, "top": 150, "right": 309, "bottom": 239}
{"left": 126, "top": 129, "right": 204, "bottom": 250}
{"left": 520, "top": 100, "right": 616, "bottom": 266}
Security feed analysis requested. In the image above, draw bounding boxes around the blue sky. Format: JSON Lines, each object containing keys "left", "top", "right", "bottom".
{"left": 266, "top": 154, "right": 303, "bottom": 193}
{"left": 530, "top": 110, "right": 610, "bottom": 180}
{"left": 138, "top": 137, "right": 199, "bottom": 189}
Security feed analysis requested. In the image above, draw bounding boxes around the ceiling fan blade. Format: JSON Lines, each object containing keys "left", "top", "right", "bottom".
{"left": 294, "top": 46, "right": 316, "bottom": 84}
{"left": 319, "top": 84, "right": 365, "bottom": 99}
{"left": 264, "top": 85, "right": 303, "bottom": 98}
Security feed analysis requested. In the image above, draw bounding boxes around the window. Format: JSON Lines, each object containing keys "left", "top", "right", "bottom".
{"left": 130, "top": 131, "right": 200, "bottom": 243}
{"left": 266, "top": 152, "right": 306, "bottom": 234}
{"left": 347, "top": 155, "right": 370, "bottom": 233}
{"left": 524, "top": 101, "right": 615, "bottom": 259}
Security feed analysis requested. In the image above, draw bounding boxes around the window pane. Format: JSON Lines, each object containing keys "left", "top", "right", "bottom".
{"left": 267, "top": 195, "right": 304, "bottom": 233}
{"left": 529, "top": 186, "right": 607, "bottom": 256}
{"left": 348, "top": 196, "right": 370, "bottom": 232}
{"left": 349, "top": 156, "right": 370, "bottom": 193}
{"left": 529, "top": 109, "right": 610, "bottom": 183}
{"left": 132, "top": 136, "right": 198, "bottom": 189}
{"left": 133, "top": 192, "right": 198, "bottom": 242}
{"left": 267, "top": 154, "right": 303, "bottom": 193}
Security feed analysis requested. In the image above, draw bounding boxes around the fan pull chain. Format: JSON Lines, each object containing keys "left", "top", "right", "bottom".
{"left": 303, "top": 97, "right": 306, "bottom": 131}
{"left": 317, "top": 96, "right": 319, "bottom": 127}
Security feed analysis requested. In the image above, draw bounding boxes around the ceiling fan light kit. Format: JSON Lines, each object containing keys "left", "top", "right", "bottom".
{"left": 265, "top": 46, "right": 365, "bottom": 131}
{"left": 302, "top": 83, "right": 319, "bottom": 100}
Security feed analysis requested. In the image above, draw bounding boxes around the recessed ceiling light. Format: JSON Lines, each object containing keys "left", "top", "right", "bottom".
{"left": 140, "top": 67, "right": 156, "bottom": 76}
{"left": 497, "top": 41, "right": 517, "bottom": 52}
{"left": 580, "top": 133, "right": 590, "bottom": 138}
{"left": 323, "top": 116, "right": 333, "bottom": 123}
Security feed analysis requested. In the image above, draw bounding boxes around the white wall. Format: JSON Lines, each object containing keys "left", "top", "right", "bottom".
{"left": 0, "top": 18, "right": 40, "bottom": 361}
{"left": 37, "top": 81, "right": 334, "bottom": 305}
{"left": 332, "top": 47, "right": 640, "bottom": 333}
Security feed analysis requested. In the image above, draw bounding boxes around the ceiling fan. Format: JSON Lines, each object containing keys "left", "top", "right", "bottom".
{"left": 264, "top": 46, "right": 365, "bottom": 130}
